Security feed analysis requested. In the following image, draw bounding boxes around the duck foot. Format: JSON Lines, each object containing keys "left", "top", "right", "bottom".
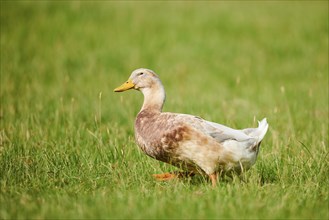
{"left": 153, "top": 173, "right": 177, "bottom": 181}
{"left": 153, "top": 171, "right": 195, "bottom": 181}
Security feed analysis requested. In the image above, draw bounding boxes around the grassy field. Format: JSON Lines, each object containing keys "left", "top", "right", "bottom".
{"left": 0, "top": 1, "right": 328, "bottom": 219}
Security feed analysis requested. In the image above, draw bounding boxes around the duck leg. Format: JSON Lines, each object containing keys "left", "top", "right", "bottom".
{"left": 209, "top": 173, "right": 218, "bottom": 187}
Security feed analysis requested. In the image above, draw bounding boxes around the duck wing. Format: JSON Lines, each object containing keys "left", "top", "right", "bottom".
{"left": 173, "top": 114, "right": 250, "bottom": 141}
{"left": 173, "top": 114, "right": 268, "bottom": 145}
{"left": 204, "top": 120, "right": 253, "bottom": 142}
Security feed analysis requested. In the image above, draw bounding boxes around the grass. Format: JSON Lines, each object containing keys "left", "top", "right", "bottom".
{"left": 0, "top": 1, "right": 328, "bottom": 219}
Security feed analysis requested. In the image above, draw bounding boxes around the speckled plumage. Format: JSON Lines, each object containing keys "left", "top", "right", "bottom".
{"left": 114, "top": 68, "right": 269, "bottom": 185}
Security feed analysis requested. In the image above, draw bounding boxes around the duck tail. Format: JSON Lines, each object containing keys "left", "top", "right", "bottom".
{"left": 254, "top": 118, "right": 269, "bottom": 142}
{"left": 247, "top": 118, "right": 268, "bottom": 152}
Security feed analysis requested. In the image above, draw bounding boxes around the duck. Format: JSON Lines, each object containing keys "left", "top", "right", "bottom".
{"left": 114, "top": 68, "right": 269, "bottom": 186}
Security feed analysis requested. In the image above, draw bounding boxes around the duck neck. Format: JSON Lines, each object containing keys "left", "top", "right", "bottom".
{"left": 140, "top": 84, "right": 166, "bottom": 113}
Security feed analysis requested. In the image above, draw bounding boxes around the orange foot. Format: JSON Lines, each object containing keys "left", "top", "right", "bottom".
{"left": 153, "top": 171, "right": 195, "bottom": 181}
{"left": 153, "top": 173, "right": 177, "bottom": 181}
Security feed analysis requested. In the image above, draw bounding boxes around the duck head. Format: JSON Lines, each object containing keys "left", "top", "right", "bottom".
{"left": 114, "top": 68, "right": 166, "bottom": 112}
{"left": 114, "top": 68, "right": 162, "bottom": 92}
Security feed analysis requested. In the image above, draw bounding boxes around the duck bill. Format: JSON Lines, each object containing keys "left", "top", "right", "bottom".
{"left": 114, "top": 79, "right": 135, "bottom": 92}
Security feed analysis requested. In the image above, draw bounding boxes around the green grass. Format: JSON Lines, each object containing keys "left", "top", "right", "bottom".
{"left": 1, "top": 1, "right": 328, "bottom": 219}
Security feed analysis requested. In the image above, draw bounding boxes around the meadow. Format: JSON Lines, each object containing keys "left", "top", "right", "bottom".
{"left": 0, "top": 1, "right": 328, "bottom": 219}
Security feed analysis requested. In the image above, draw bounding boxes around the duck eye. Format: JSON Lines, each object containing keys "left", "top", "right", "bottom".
{"left": 139, "top": 72, "right": 144, "bottom": 76}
